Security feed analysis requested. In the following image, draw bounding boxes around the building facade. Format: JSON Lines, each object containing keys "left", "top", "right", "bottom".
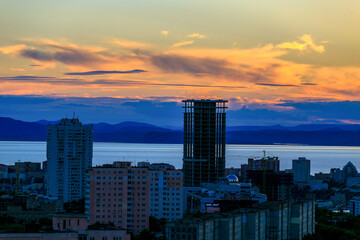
{"left": 292, "top": 157, "right": 311, "bottom": 185}
{"left": 247, "top": 170, "right": 293, "bottom": 201}
{"left": 183, "top": 99, "right": 227, "bottom": 187}
{"left": 241, "top": 156, "right": 280, "bottom": 181}
{"left": 167, "top": 200, "right": 315, "bottom": 240}
{"left": 149, "top": 164, "right": 183, "bottom": 221}
{"left": 86, "top": 162, "right": 183, "bottom": 233}
{"left": 350, "top": 196, "right": 360, "bottom": 216}
{"left": 47, "top": 117, "right": 93, "bottom": 202}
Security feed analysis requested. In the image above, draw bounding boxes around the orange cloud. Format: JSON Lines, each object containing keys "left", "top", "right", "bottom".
{"left": 161, "top": 30, "right": 169, "bottom": 36}
{"left": 0, "top": 36, "right": 359, "bottom": 104}
{"left": 186, "top": 33, "right": 206, "bottom": 39}
{"left": 110, "top": 38, "right": 151, "bottom": 49}
{"left": 0, "top": 44, "right": 26, "bottom": 54}
{"left": 276, "top": 34, "right": 326, "bottom": 53}
{"left": 171, "top": 40, "right": 195, "bottom": 48}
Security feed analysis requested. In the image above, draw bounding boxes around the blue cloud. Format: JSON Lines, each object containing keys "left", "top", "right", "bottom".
{"left": 65, "top": 69, "right": 147, "bottom": 75}
{"left": 0, "top": 95, "right": 359, "bottom": 127}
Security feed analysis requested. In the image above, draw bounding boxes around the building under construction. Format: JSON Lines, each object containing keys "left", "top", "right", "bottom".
{"left": 182, "top": 99, "right": 227, "bottom": 187}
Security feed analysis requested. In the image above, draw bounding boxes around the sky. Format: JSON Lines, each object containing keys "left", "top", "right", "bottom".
{"left": 0, "top": 0, "right": 359, "bottom": 126}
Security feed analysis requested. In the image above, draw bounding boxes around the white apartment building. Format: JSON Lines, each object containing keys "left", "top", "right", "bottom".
{"left": 149, "top": 164, "right": 183, "bottom": 221}
{"left": 47, "top": 117, "right": 93, "bottom": 202}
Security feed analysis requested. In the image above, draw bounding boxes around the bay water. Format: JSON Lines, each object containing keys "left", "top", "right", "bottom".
{"left": 0, "top": 141, "right": 359, "bottom": 174}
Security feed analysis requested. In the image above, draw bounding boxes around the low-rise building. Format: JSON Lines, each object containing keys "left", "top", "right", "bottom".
{"left": 346, "top": 177, "right": 360, "bottom": 188}
{"left": 187, "top": 181, "right": 267, "bottom": 213}
{"left": 0, "top": 214, "right": 131, "bottom": 240}
{"left": 350, "top": 196, "right": 360, "bottom": 216}
{"left": 0, "top": 194, "right": 62, "bottom": 223}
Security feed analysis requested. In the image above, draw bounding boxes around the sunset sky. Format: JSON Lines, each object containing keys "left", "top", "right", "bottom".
{"left": 0, "top": 0, "right": 359, "bottom": 126}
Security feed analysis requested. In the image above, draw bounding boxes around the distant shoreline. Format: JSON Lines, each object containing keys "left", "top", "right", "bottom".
{"left": 0, "top": 140, "right": 359, "bottom": 148}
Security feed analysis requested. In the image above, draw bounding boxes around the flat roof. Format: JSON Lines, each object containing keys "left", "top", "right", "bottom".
{"left": 182, "top": 99, "right": 228, "bottom": 103}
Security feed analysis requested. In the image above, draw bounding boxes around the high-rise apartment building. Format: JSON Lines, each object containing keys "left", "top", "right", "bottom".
{"left": 149, "top": 164, "right": 183, "bottom": 221}
{"left": 86, "top": 162, "right": 183, "bottom": 234}
{"left": 47, "top": 117, "right": 93, "bottom": 202}
{"left": 86, "top": 162, "right": 149, "bottom": 233}
{"left": 292, "top": 157, "right": 311, "bottom": 184}
{"left": 182, "top": 99, "right": 227, "bottom": 187}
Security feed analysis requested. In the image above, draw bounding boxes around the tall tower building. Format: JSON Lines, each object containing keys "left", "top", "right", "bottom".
{"left": 47, "top": 117, "right": 93, "bottom": 202}
{"left": 182, "top": 99, "right": 227, "bottom": 187}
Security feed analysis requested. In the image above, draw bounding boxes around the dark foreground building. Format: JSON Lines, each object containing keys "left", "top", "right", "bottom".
{"left": 182, "top": 99, "right": 227, "bottom": 187}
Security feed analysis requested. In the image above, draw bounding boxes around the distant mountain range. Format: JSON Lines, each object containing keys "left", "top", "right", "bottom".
{"left": 0, "top": 117, "right": 360, "bottom": 146}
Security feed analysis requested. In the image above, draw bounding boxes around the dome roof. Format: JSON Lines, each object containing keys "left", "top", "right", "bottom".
{"left": 226, "top": 174, "right": 239, "bottom": 182}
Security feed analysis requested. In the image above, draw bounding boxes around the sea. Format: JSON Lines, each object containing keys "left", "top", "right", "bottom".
{"left": 0, "top": 141, "right": 359, "bottom": 174}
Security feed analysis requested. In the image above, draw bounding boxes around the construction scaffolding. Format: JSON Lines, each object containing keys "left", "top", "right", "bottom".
{"left": 182, "top": 99, "right": 227, "bottom": 187}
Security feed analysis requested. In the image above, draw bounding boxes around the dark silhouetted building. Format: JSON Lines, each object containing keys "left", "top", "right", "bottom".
{"left": 241, "top": 156, "right": 279, "bottom": 181}
{"left": 292, "top": 157, "right": 311, "bottom": 185}
{"left": 248, "top": 170, "right": 293, "bottom": 201}
{"left": 182, "top": 99, "right": 227, "bottom": 187}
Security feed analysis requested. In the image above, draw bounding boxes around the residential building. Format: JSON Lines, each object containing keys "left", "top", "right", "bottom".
{"left": 86, "top": 161, "right": 183, "bottom": 233}
{"left": 254, "top": 201, "right": 291, "bottom": 240}
{"left": 330, "top": 168, "right": 345, "bottom": 183}
{"left": 166, "top": 200, "right": 315, "bottom": 240}
{"left": 289, "top": 200, "right": 315, "bottom": 240}
{"left": 241, "top": 156, "right": 280, "bottom": 181}
{"left": 86, "top": 162, "right": 149, "bottom": 233}
{"left": 47, "top": 117, "right": 93, "bottom": 202}
{"left": 330, "top": 162, "right": 358, "bottom": 184}
{"left": 346, "top": 177, "right": 360, "bottom": 188}
{"left": 0, "top": 194, "right": 63, "bottom": 223}
{"left": 182, "top": 99, "right": 227, "bottom": 187}
{"left": 149, "top": 163, "right": 183, "bottom": 221}
{"left": 292, "top": 157, "right": 311, "bottom": 185}
{"left": 350, "top": 196, "right": 360, "bottom": 216}
{"left": 166, "top": 208, "right": 267, "bottom": 240}
{"left": 247, "top": 170, "right": 293, "bottom": 201}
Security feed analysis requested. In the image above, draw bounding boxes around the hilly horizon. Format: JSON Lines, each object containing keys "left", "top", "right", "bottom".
{"left": 0, "top": 116, "right": 359, "bottom": 146}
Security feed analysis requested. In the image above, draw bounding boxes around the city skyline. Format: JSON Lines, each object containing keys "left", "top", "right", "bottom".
{"left": 0, "top": 1, "right": 360, "bottom": 126}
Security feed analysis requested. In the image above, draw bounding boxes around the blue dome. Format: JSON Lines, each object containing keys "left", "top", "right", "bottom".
{"left": 226, "top": 174, "right": 239, "bottom": 182}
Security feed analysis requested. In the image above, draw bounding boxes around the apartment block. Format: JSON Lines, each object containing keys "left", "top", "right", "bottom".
{"left": 292, "top": 157, "right": 311, "bottom": 185}
{"left": 47, "top": 117, "right": 93, "bottom": 202}
{"left": 289, "top": 200, "right": 315, "bottom": 240}
{"left": 149, "top": 164, "right": 183, "bottom": 221}
{"left": 86, "top": 162, "right": 149, "bottom": 233}
{"left": 166, "top": 208, "right": 267, "bottom": 240}
{"left": 166, "top": 200, "right": 314, "bottom": 240}
{"left": 87, "top": 162, "right": 183, "bottom": 233}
